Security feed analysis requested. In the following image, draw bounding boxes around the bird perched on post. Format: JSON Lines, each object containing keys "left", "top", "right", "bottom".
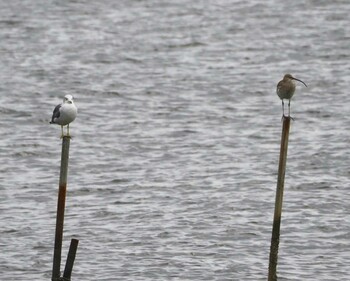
{"left": 277, "top": 74, "right": 307, "bottom": 118}
{"left": 50, "top": 95, "right": 78, "bottom": 138}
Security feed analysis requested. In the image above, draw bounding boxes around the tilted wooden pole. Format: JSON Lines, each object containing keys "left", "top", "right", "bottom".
{"left": 63, "top": 238, "right": 79, "bottom": 280}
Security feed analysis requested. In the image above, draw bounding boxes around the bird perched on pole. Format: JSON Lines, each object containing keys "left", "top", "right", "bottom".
{"left": 50, "top": 95, "right": 78, "bottom": 138}
{"left": 277, "top": 74, "right": 307, "bottom": 118}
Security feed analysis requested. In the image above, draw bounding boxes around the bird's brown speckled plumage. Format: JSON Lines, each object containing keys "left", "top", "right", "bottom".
{"left": 276, "top": 74, "right": 307, "bottom": 117}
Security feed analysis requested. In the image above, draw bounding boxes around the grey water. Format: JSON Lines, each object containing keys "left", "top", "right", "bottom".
{"left": 0, "top": 0, "right": 350, "bottom": 280}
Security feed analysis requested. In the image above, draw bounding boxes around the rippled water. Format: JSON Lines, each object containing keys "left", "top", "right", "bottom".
{"left": 1, "top": 1, "right": 350, "bottom": 280}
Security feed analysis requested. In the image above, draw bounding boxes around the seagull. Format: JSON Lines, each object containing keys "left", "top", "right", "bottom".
{"left": 50, "top": 95, "right": 78, "bottom": 138}
{"left": 277, "top": 74, "right": 307, "bottom": 118}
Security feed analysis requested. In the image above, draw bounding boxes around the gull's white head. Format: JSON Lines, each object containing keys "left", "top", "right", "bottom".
{"left": 63, "top": 95, "right": 74, "bottom": 104}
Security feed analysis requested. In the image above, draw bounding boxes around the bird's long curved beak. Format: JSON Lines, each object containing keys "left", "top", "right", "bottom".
{"left": 292, "top": 77, "right": 307, "bottom": 87}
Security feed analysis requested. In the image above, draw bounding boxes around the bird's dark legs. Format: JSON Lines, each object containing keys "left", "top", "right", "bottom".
{"left": 67, "top": 124, "right": 70, "bottom": 137}
{"left": 281, "top": 100, "right": 293, "bottom": 121}
{"left": 288, "top": 100, "right": 291, "bottom": 117}
{"left": 286, "top": 100, "right": 294, "bottom": 120}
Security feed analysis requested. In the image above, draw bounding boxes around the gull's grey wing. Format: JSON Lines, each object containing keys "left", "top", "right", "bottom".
{"left": 50, "top": 104, "right": 61, "bottom": 124}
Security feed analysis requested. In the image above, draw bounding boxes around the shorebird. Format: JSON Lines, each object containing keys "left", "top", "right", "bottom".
{"left": 277, "top": 74, "right": 307, "bottom": 118}
{"left": 50, "top": 95, "right": 78, "bottom": 138}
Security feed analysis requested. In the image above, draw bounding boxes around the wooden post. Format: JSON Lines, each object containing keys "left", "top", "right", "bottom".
{"left": 52, "top": 136, "right": 71, "bottom": 281}
{"left": 63, "top": 238, "right": 79, "bottom": 280}
{"left": 268, "top": 117, "right": 291, "bottom": 281}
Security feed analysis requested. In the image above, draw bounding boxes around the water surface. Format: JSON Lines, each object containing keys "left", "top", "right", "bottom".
{"left": 0, "top": 1, "right": 350, "bottom": 280}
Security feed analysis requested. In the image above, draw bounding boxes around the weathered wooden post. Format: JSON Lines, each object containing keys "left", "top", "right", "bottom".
{"left": 63, "top": 238, "right": 79, "bottom": 280}
{"left": 268, "top": 116, "right": 291, "bottom": 281}
{"left": 52, "top": 136, "right": 79, "bottom": 281}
